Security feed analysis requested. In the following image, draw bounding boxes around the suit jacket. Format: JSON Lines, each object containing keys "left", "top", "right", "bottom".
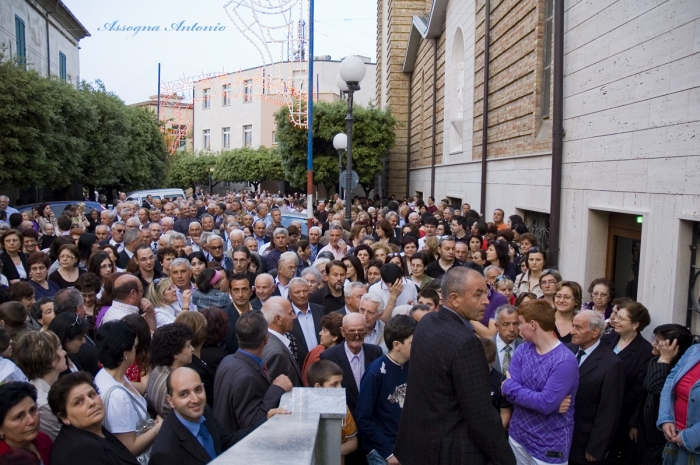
{"left": 262, "top": 331, "right": 303, "bottom": 387}
{"left": 566, "top": 342, "right": 625, "bottom": 463}
{"left": 394, "top": 307, "right": 515, "bottom": 465}
{"left": 116, "top": 249, "right": 132, "bottom": 269}
{"left": 213, "top": 350, "right": 286, "bottom": 432}
{"left": 50, "top": 425, "right": 139, "bottom": 465}
{"left": 491, "top": 335, "right": 524, "bottom": 374}
{"left": 320, "top": 342, "right": 382, "bottom": 418}
{"left": 250, "top": 297, "right": 264, "bottom": 310}
{"left": 0, "top": 251, "right": 28, "bottom": 281}
{"left": 150, "top": 404, "right": 248, "bottom": 465}
{"left": 289, "top": 303, "right": 325, "bottom": 366}
{"left": 221, "top": 303, "right": 241, "bottom": 355}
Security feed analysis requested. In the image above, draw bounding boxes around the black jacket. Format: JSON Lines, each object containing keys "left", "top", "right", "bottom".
{"left": 289, "top": 303, "right": 325, "bottom": 366}
{"left": 50, "top": 425, "right": 139, "bottom": 465}
{"left": 0, "top": 251, "right": 28, "bottom": 281}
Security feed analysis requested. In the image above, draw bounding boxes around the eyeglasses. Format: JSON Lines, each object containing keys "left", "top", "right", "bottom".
{"left": 592, "top": 292, "right": 609, "bottom": 298}
{"left": 345, "top": 330, "right": 367, "bottom": 339}
{"left": 70, "top": 314, "right": 81, "bottom": 327}
{"left": 554, "top": 294, "right": 573, "bottom": 301}
{"left": 138, "top": 255, "right": 155, "bottom": 263}
{"left": 113, "top": 228, "right": 125, "bottom": 233}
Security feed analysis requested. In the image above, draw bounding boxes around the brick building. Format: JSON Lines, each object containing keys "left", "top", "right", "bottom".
{"left": 377, "top": 0, "right": 700, "bottom": 330}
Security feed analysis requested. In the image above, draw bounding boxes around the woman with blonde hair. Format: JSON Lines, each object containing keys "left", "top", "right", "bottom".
{"left": 370, "top": 242, "right": 391, "bottom": 264}
{"left": 145, "top": 277, "right": 190, "bottom": 328}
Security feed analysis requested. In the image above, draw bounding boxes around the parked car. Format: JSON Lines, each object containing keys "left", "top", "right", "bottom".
{"left": 17, "top": 201, "right": 105, "bottom": 217}
{"left": 280, "top": 212, "right": 308, "bottom": 235}
{"left": 126, "top": 189, "right": 186, "bottom": 206}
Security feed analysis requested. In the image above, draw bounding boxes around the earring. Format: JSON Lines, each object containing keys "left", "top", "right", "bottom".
{"left": 66, "top": 421, "right": 70, "bottom": 426}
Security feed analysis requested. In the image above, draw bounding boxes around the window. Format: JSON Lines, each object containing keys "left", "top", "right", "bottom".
{"left": 15, "top": 16, "right": 26, "bottom": 68}
{"left": 541, "top": 0, "right": 554, "bottom": 118}
{"left": 244, "top": 80, "right": 253, "bottom": 102}
{"left": 222, "top": 127, "right": 231, "bottom": 148}
{"left": 203, "top": 129, "right": 211, "bottom": 150}
{"left": 243, "top": 125, "right": 252, "bottom": 147}
{"left": 222, "top": 84, "right": 231, "bottom": 106}
{"left": 203, "top": 88, "right": 211, "bottom": 109}
{"left": 272, "top": 131, "right": 278, "bottom": 144}
{"left": 59, "top": 52, "right": 67, "bottom": 81}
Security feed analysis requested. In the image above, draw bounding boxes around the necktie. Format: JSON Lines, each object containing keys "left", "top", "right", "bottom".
{"left": 197, "top": 421, "right": 217, "bottom": 460}
{"left": 285, "top": 331, "right": 300, "bottom": 366}
{"left": 502, "top": 345, "right": 512, "bottom": 373}
{"left": 262, "top": 362, "right": 269, "bottom": 378}
{"left": 576, "top": 349, "right": 586, "bottom": 365}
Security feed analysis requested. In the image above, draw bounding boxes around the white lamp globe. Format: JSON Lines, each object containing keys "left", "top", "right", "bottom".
{"left": 333, "top": 133, "right": 347, "bottom": 151}
{"left": 336, "top": 74, "right": 348, "bottom": 92}
{"left": 339, "top": 56, "right": 366, "bottom": 84}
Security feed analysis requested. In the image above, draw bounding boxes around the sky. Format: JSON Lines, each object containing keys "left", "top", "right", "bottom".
{"left": 62, "top": 0, "right": 378, "bottom": 105}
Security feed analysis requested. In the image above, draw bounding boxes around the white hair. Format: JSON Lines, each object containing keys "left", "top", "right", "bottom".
{"left": 279, "top": 251, "right": 299, "bottom": 266}
{"left": 344, "top": 281, "right": 366, "bottom": 296}
{"left": 261, "top": 299, "right": 286, "bottom": 324}
{"left": 360, "top": 293, "right": 384, "bottom": 315}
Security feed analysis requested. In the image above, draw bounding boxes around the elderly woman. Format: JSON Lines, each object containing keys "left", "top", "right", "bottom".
{"left": 301, "top": 312, "right": 345, "bottom": 386}
{"left": 513, "top": 247, "right": 546, "bottom": 298}
{"left": 13, "top": 331, "right": 67, "bottom": 441}
{"left": 553, "top": 281, "right": 583, "bottom": 343}
{"left": 191, "top": 268, "right": 230, "bottom": 309}
{"left": 175, "top": 311, "right": 215, "bottom": 407}
{"left": 0, "top": 229, "right": 28, "bottom": 284}
{"left": 49, "top": 244, "right": 86, "bottom": 289}
{"left": 146, "top": 277, "right": 190, "bottom": 328}
{"left": 540, "top": 268, "right": 562, "bottom": 308}
{"left": 48, "top": 372, "right": 140, "bottom": 465}
{"left": 0, "top": 382, "right": 52, "bottom": 463}
{"left": 581, "top": 278, "right": 615, "bottom": 319}
{"left": 146, "top": 323, "right": 194, "bottom": 418}
{"left": 94, "top": 320, "right": 162, "bottom": 460}
{"left": 602, "top": 301, "right": 653, "bottom": 464}
{"left": 371, "top": 243, "right": 391, "bottom": 264}
{"left": 27, "top": 252, "right": 60, "bottom": 299}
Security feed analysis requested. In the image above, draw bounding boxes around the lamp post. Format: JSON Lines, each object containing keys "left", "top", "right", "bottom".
{"left": 338, "top": 56, "right": 366, "bottom": 224}
{"left": 208, "top": 167, "right": 215, "bottom": 195}
{"left": 333, "top": 133, "right": 347, "bottom": 201}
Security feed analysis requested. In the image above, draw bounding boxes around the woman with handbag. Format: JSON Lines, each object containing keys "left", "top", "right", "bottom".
{"left": 95, "top": 320, "right": 162, "bottom": 463}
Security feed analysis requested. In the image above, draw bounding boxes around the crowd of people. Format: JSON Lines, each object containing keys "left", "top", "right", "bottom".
{"left": 0, "top": 191, "right": 697, "bottom": 465}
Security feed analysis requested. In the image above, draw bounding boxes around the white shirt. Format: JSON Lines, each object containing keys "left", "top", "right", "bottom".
{"left": 577, "top": 339, "right": 601, "bottom": 366}
{"left": 268, "top": 328, "right": 291, "bottom": 350}
{"left": 368, "top": 278, "right": 418, "bottom": 309}
{"left": 109, "top": 238, "right": 124, "bottom": 253}
{"left": 259, "top": 241, "right": 272, "bottom": 256}
{"left": 275, "top": 277, "right": 291, "bottom": 300}
{"left": 102, "top": 301, "right": 139, "bottom": 324}
{"left": 94, "top": 369, "right": 147, "bottom": 434}
{"left": 293, "top": 304, "right": 318, "bottom": 351}
{"left": 154, "top": 305, "right": 179, "bottom": 328}
{"left": 495, "top": 334, "right": 518, "bottom": 371}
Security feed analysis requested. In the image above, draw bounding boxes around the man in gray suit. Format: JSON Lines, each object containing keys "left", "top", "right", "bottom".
{"left": 260, "top": 296, "right": 303, "bottom": 387}
{"left": 492, "top": 304, "right": 523, "bottom": 374}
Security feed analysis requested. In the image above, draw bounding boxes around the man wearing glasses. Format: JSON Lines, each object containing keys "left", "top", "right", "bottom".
{"left": 101, "top": 274, "right": 153, "bottom": 326}
{"left": 108, "top": 221, "right": 127, "bottom": 253}
{"left": 134, "top": 245, "right": 164, "bottom": 291}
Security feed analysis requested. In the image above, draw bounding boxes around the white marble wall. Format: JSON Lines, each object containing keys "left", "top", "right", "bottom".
{"left": 561, "top": 0, "right": 700, "bottom": 329}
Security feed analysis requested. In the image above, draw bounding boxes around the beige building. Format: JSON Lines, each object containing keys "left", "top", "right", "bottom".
{"left": 0, "top": 0, "right": 89, "bottom": 84}
{"left": 130, "top": 94, "right": 194, "bottom": 153}
{"left": 192, "top": 58, "right": 376, "bottom": 152}
{"left": 378, "top": 0, "right": 700, "bottom": 330}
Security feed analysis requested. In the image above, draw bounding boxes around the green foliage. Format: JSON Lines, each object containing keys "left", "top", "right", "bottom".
{"left": 0, "top": 54, "right": 168, "bottom": 192}
{"left": 165, "top": 152, "right": 218, "bottom": 190}
{"left": 274, "top": 100, "right": 397, "bottom": 192}
{"left": 214, "top": 147, "right": 284, "bottom": 189}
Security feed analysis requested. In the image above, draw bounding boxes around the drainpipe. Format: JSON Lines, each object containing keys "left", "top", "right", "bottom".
{"left": 480, "top": 0, "right": 491, "bottom": 215}
{"left": 406, "top": 72, "right": 413, "bottom": 200}
{"left": 549, "top": 0, "right": 565, "bottom": 268}
{"left": 430, "top": 38, "right": 437, "bottom": 198}
{"left": 45, "top": 2, "right": 57, "bottom": 76}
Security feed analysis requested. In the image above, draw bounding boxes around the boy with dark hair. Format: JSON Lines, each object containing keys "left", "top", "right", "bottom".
{"left": 356, "top": 315, "right": 416, "bottom": 465}
{"left": 308, "top": 360, "right": 358, "bottom": 463}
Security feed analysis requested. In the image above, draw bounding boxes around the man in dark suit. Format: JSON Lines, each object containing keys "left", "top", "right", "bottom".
{"left": 320, "top": 312, "right": 382, "bottom": 418}
{"left": 116, "top": 228, "right": 140, "bottom": 269}
{"left": 151, "top": 367, "right": 251, "bottom": 465}
{"left": 492, "top": 304, "right": 524, "bottom": 374}
{"left": 261, "top": 297, "right": 303, "bottom": 387}
{"left": 394, "top": 267, "right": 515, "bottom": 465}
{"left": 288, "top": 277, "right": 324, "bottom": 366}
{"left": 213, "top": 311, "right": 293, "bottom": 432}
{"left": 567, "top": 310, "right": 625, "bottom": 465}
{"left": 221, "top": 273, "right": 255, "bottom": 355}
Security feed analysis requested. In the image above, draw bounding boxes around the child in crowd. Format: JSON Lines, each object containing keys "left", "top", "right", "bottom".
{"left": 308, "top": 360, "right": 358, "bottom": 464}
{"left": 494, "top": 276, "right": 516, "bottom": 305}
{"left": 416, "top": 288, "right": 440, "bottom": 312}
{"left": 481, "top": 337, "right": 513, "bottom": 429}
{"left": 356, "top": 315, "right": 416, "bottom": 465}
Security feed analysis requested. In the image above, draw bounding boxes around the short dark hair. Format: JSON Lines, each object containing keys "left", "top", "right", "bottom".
{"left": 48, "top": 311, "right": 88, "bottom": 349}
{"left": 587, "top": 278, "right": 615, "bottom": 300}
{"left": 320, "top": 312, "right": 344, "bottom": 344}
{"left": 380, "top": 263, "right": 403, "bottom": 285}
{"left": 53, "top": 288, "right": 83, "bottom": 315}
{"left": 236, "top": 311, "right": 268, "bottom": 350}
{"left": 56, "top": 215, "right": 73, "bottom": 232}
{"left": 229, "top": 272, "right": 251, "bottom": 287}
{"left": 48, "top": 372, "right": 96, "bottom": 421}
{"left": 232, "top": 245, "right": 251, "bottom": 259}
{"left": 307, "top": 360, "right": 343, "bottom": 387}
{"left": 384, "top": 315, "right": 416, "bottom": 348}
{"left": 0, "top": 326, "right": 9, "bottom": 355}
{"left": 29, "top": 297, "right": 53, "bottom": 324}
{"left": 74, "top": 272, "right": 102, "bottom": 294}
{"left": 8, "top": 281, "right": 34, "bottom": 302}
{"left": 616, "top": 301, "right": 651, "bottom": 332}
{"left": 151, "top": 323, "right": 193, "bottom": 367}
{"left": 352, "top": 244, "right": 374, "bottom": 260}
{"left": 410, "top": 251, "right": 429, "bottom": 267}
{"left": 0, "top": 382, "right": 37, "bottom": 425}
{"left": 0, "top": 301, "right": 27, "bottom": 328}
{"left": 326, "top": 260, "right": 347, "bottom": 275}
{"left": 422, "top": 215, "right": 438, "bottom": 227}
{"left": 653, "top": 324, "right": 694, "bottom": 363}
{"left": 26, "top": 251, "right": 50, "bottom": 269}
{"left": 418, "top": 288, "right": 440, "bottom": 306}
{"left": 157, "top": 246, "right": 178, "bottom": 263}
{"left": 481, "top": 338, "right": 497, "bottom": 364}
{"left": 96, "top": 320, "right": 137, "bottom": 369}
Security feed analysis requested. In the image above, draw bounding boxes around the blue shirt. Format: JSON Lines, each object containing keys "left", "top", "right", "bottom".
{"left": 238, "top": 349, "right": 265, "bottom": 370}
{"left": 174, "top": 411, "right": 207, "bottom": 450}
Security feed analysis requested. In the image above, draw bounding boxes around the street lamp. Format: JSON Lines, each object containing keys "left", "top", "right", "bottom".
{"left": 208, "top": 167, "right": 215, "bottom": 195}
{"left": 333, "top": 133, "right": 347, "bottom": 200}
{"left": 338, "top": 55, "right": 366, "bottom": 224}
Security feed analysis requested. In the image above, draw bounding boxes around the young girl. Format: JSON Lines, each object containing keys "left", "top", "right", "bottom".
{"left": 494, "top": 276, "right": 516, "bottom": 305}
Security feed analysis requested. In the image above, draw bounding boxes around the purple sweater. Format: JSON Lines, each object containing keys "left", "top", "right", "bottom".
{"left": 502, "top": 342, "right": 579, "bottom": 464}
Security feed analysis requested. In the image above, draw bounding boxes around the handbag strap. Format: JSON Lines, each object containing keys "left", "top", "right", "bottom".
{"left": 102, "top": 383, "right": 147, "bottom": 431}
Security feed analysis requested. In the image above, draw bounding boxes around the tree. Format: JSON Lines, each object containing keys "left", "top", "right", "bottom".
{"left": 166, "top": 152, "right": 218, "bottom": 191}
{"left": 215, "top": 147, "right": 284, "bottom": 191}
{"left": 274, "top": 100, "right": 397, "bottom": 196}
{"left": 120, "top": 106, "right": 169, "bottom": 191}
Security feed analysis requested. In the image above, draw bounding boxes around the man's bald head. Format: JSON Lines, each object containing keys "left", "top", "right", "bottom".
{"left": 343, "top": 312, "right": 366, "bottom": 329}
{"left": 112, "top": 274, "right": 142, "bottom": 303}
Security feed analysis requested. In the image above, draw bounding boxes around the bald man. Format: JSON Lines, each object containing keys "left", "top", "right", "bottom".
{"left": 101, "top": 275, "right": 149, "bottom": 324}
{"left": 150, "top": 367, "right": 251, "bottom": 465}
